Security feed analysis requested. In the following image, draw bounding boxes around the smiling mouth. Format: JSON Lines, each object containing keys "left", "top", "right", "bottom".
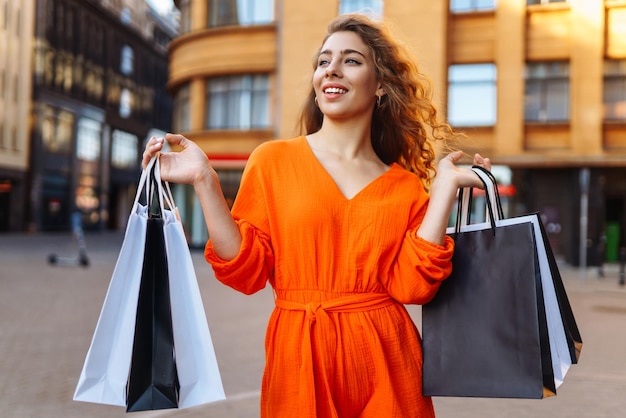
{"left": 324, "top": 87, "right": 347, "bottom": 94}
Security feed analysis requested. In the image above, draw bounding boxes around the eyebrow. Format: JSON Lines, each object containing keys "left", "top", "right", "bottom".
{"left": 318, "top": 48, "right": 367, "bottom": 59}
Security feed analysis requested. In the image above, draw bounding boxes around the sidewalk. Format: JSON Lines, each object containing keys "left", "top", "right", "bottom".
{"left": 1, "top": 232, "right": 626, "bottom": 417}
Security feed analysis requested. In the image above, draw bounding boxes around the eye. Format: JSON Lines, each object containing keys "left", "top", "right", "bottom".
{"left": 317, "top": 58, "right": 330, "bottom": 67}
{"left": 345, "top": 57, "right": 361, "bottom": 65}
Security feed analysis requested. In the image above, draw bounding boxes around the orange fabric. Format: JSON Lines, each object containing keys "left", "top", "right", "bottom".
{"left": 205, "top": 136, "right": 454, "bottom": 418}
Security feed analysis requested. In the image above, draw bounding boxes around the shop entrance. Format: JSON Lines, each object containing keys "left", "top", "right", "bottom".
{"left": 605, "top": 197, "right": 625, "bottom": 262}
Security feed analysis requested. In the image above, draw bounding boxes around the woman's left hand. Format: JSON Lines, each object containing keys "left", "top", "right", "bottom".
{"left": 436, "top": 151, "right": 491, "bottom": 190}
{"left": 416, "top": 151, "right": 492, "bottom": 245}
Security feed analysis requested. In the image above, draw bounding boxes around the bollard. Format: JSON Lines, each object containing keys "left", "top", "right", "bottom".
{"left": 619, "top": 247, "right": 626, "bottom": 286}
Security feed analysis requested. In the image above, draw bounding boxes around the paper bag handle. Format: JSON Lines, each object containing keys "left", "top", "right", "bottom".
{"left": 454, "top": 166, "right": 501, "bottom": 235}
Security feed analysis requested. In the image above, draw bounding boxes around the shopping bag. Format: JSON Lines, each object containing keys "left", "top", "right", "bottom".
{"left": 73, "top": 157, "right": 156, "bottom": 406}
{"left": 475, "top": 166, "right": 583, "bottom": 374}
{"left": 161, "top": 172, "right": 226, "bottom": 409}
{"left": 421, "top": 166, "right": 582, "bottom": 399}
{"left": 126, "top": 164, "right": 179, "bottom": 412}
{"left": 74, "top": 156, "right": 225, "bottom": 410}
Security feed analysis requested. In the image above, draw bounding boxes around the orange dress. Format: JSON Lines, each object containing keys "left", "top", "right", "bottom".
{"left": 204, "top": 136, "right": 454, "bottom": 418}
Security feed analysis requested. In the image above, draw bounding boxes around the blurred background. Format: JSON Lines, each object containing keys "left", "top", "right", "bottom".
{"left": 1, "top": 1, "right": 626, "bottom": 417}
{"left": 1, "top": 0, "right": 625, "bottom": 269}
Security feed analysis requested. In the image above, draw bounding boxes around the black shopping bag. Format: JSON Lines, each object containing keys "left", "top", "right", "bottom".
{"left": 476, "top": 166, "right": 582, "bottom": 369}
{"left": 422, "top": 166, "right": 581, "bottom": 399}
{"left": 126, "top": 170, "right": 179, "bottom": 412}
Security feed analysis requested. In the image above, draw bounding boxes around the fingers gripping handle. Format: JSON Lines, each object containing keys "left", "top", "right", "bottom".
{"left": 131, "top": 156, "right": 178, "bottom": 218}
{"left": 455, "top": 166, "right": 502, "bottom": 235}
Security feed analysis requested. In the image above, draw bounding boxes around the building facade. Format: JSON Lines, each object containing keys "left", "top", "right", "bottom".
{"left": 27, "top": 0, "right": 176, "bottom": 232}
{"left": 169, "top": 0, "right": 626, "bottom": 266}
{"left": 0, "top": 0, "right": 35, "bottom": 232}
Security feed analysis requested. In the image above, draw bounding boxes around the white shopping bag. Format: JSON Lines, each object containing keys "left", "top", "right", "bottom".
{"left": 160, "top": 166, "right": 226, "bottom": 408}
{"left": 73, "top": 157, "right": 156, "bottom": 406}
{"left": 74, "top": 156, "right": 225, "bottom": 408}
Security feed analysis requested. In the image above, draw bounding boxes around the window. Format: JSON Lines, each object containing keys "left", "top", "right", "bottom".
{"left": 448, "top": 64, "right": 497, "bottom": 127}
{"left": 41, "top": 107, "right": 73, "bottom": 154}
{"left": 339, "top": 0, "right": 383, "bottom": 16}
{"left": 119, "top": 88, "right": 133, "bottom": 118}
{"left": 178, "top": 0, "right": 191, "bottom": 33}
{"left": 206, "top": 74, "right": 270, "bottom": 130}
{"left": 173, "top": 83, "right": 190, "bottom": 132}
{"left": 208, "top": 0, "right": 274, "bottom": 27}
{"left": 120, "top": 45, "right": 134, "bottom": 75}
{"left": 120, "top": 7, "right": 132, "bottom": 24}
{"left": 604, "top": 60, "right": 626, "bottom": 121}
{"left": 111, "top": 129, "right": 139, "bottom": 169}
{"left": 525, "top": 62, "right": 569, "bottom": 122}
{"left": 527, "top": 0, "right": 566, "bottom": 5}
{"left": 76, "top": 118, "right": 101, "bottom": 162}
{"left": 450, "top": 0, "right": 496, "bottom": 12}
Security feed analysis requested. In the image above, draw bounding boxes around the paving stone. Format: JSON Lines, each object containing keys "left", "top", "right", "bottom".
{"left": 0, "top": 232, "right": 624, "bottom": 417}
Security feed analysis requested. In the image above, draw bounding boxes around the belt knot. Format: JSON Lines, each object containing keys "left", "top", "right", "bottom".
{"left": 305, "top": 302, "right": 322, "bottom": 322}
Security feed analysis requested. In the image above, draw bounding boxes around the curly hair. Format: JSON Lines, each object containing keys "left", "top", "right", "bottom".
{"left": 297, "top": 14, "right": 460, "bottom": 186}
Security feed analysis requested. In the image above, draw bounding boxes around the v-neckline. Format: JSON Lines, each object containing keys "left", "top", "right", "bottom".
{"left": 300, "top": 136, "right": 397, "bottom": 201}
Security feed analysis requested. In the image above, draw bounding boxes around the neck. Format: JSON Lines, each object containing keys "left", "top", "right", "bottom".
{"left": 310, "top": 119, "right": 375, "bottom": 160}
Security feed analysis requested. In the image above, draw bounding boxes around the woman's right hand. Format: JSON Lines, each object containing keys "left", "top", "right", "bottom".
{"left": 142, "top": 133, "right": 215, "bottom": 186}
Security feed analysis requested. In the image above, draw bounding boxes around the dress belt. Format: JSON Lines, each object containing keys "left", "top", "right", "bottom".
{"left": 275, "top": 293, "right": 396, "bottom": 418}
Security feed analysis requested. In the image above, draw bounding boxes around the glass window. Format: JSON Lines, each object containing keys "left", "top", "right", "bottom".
{"left": 120, "top": 7, "right": 132, "bottom": 25}
{"left": 208, "top": 0, "right": 274, "bottom": 27}
{"left": 339, "top": 0, "right": 383, "bottom": 16}
{"left": 120, "top": 45, "right": 134, "bottom": 75}
{"left": 206, "top": 74, "right": 270, "bottom": 130}
{"left": 76, "top": 118, "right": 101, "bottom": 162}
{"left": 111, "top": 129, "right": 139, "bottom": 169}
{"left": 448, "top": 64, "right": 497, "bottom": 127}
{"left": 119, "top": 88, "right": 133, "bottom": 118}
{"left": 178, "top": 0, "right": 191, "bottom": 33}
{"left": 42, "top": 107, "right": 73, "bottom": 154}
{"left": 604, "top": 60, "right": 626, "bottom": 121}
{"left": 525, "top": 62, "right": 569, "bottom": 122}
{"left": 451, "top": 0, "right": 496, "bottom": 12}
{"left": 173, "top": 83, "right": 190, "bottom": 132}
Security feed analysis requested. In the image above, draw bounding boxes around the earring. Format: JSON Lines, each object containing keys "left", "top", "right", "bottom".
{"left": 314, "top": 97, "right": 319, "bottom": 106}
{"left": 376, "top": 95, "right": 381, "bottom": 108}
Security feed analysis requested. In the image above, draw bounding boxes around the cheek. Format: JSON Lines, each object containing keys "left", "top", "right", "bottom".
{"left": 312, "top": 70, "right": 324, "bottom": 90}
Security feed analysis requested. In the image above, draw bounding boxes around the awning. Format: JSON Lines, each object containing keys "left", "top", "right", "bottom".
{"left": 207, "top": 154, "right": 249, "bottom": 169}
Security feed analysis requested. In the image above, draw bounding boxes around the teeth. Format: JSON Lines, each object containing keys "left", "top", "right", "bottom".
{"left": 324, "top": 87, "right": 347, "bottom": 94}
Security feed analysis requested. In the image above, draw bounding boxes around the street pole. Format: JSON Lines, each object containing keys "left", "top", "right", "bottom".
{"left": 579, "top": 168, "right": 590, "bottom": 279}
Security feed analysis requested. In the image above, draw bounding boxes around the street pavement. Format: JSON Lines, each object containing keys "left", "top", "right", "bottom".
{"left": 1, "top": 231, "right": 626, "bottom": 418}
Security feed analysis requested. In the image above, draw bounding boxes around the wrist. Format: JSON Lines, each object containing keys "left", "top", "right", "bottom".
{"left": 193, "top": 166, "right": 220, "bottom": 192}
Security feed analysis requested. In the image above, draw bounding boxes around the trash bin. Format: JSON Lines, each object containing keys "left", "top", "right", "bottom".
{"left": 606, "top": 222, "right": 620, "bottom": 262}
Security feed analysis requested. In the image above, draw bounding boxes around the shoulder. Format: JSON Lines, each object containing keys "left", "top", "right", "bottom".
{"left": 243, "top": 136, "right": 304, "bottom": 176}
{"left": 383, "top": 164, "right": 430, "bottom": 208}
{"left": 249, "top": 136, "right": 304, "bottom": 161}
{"left": 388, "top": 164, "right": 426, "bottom": 190}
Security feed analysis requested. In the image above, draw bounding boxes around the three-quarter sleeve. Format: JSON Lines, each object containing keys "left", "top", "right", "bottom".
{"left": 385, "top": 232, "right": 454, "bottom": 304}
{"left": 381, "top": 182, "right": 455, "bottom": 305}
{"left": 204, "top": 219, "right": 274, "bottom": 294}
{"left": 203, "top": 144, "right": 276, "bottom": 294}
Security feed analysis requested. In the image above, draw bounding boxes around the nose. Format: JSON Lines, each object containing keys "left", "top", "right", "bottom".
{"left": 324, "top": 60, "right": 341, "bottom": 77}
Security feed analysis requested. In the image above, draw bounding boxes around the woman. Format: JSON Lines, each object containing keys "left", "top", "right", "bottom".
{"left": 143, "top": 13, "right": 490, "bottom": 418}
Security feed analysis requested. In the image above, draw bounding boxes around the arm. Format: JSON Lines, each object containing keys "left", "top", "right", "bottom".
{"left": 417, "top": 151, "right": 491, "bottom": 245}
{"left": 143, "top": 134, "right": 241, "bottom": 260}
